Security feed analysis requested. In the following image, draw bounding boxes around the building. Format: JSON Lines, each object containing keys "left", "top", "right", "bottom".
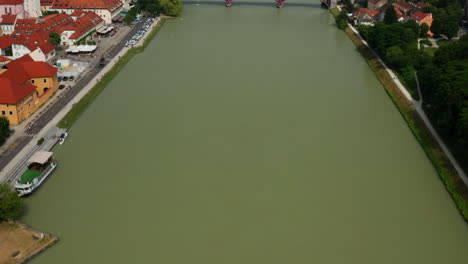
{"left": 50, "top": 0, "right": 123, "bottom": 24}
{"left": 0, "top": 54, "right": 58, "bottom": 124}
{"left": 0, "top": 14, "right": 17, "bottom": 35}
{"left": 367, "top": 0, "right": 387, "bottom": 11}
{"left": 0, "top": 33, "right": 55, "bottom": 63}
{"left": 58, "top": 11, "right": 103, "bottom": 45}
{"left": 353, "top": 8, "right": 380, "bottom": 26}
{"left": 392, "top": 0, "right": 416, "bottom": 18}
{"left": 410, "top": 11, "right": 433, "bottom": 35}
{"left": 0, "top": 0, "right": 41, "bottom": 18}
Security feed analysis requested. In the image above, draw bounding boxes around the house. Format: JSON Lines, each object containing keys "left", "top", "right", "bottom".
{"left": 0, "top": 33, "right": 55, "bottom": 63}
{"left": 58, "top": 11, "right": 103, "bottom": 45}
{"left": 0, "top": 14, "right": 17, "bottom": 35}
{"left": 39, "top": 0, "right": 53, "bottom": 12}
{"left": 378, "top": 3, "right": 405, "bottom": 22}
{"left": 50, "top": 0, "right": 123, "bottom": 24}
{"left": 0, "top": 54, "right": 58, "bottom": 124}
{"left": 353, "top": 8, "right": 380, "bottom": 26}
{"left": 411, "top": 11, "right": 433, "bottom": 35}
{"left": 0, "top": 0, "right": 42, "bottom": 18}
{"left": 367, "top": 0, "right": 387, "bottom": 11}
{"left": 392, "top": 0, "right": 416, "bottom": 18}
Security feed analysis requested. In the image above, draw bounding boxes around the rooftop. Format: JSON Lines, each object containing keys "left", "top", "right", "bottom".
{"left": 51, "top": 0, "right": 122, "bottom": 11}
{"left": 28, "top": 151, "right": 53, "bottom": 164}
{"left": 0, "top": 14, "right": 17, "bottom": 24}
{"left": 0, "top": 77, "right": 36, "bottom": 104}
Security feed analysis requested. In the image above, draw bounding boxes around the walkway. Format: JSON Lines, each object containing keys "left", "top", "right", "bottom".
{"left": 348, "top": 24, "right": 468, "bottom": 186}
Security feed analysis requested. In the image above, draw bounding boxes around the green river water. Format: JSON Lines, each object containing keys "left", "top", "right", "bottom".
{"left": 24, "top": 1, "right": 468, "bottom": 263}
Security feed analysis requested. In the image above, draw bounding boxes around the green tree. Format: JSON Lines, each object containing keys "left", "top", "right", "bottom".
{"left": 384, "top": 6, "right": 398, "bottom": 24}
{"left": 385, "top": 46, "right": 409, "bottom": 68}
{"left": 160, "top": 0, "right": 183, "bottom": 17}
{"left": 444, "top": 21, "right": 458, "bottom": 39}
{"left": 123, "top": 13, "right": 135, "bottom": 24}
{"left": 0, "top": 183, "right": 24, "bottom": 221}
{"left": 0, "top": 116, "right": 10, "bottom": 145}
{"left": 420, "top": 22, "right": 429, "bottom": 37}
{"left": 146, "top": 3, "right": 161, "bottom": 15}
{"left": 430, "top": 18, "right": 442, "bottom": 37}
{"left": 48, "top": 32, "right": 61, "bottom": 46}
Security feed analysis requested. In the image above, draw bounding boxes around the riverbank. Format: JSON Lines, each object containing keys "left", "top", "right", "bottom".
{"left": 0, "top": 221, "right": 57, "bottom": 264}
{"left": 58, "top": 18, "right": 166, "bottom": 129}
{"left": 329, "top": 8, "right": 468, "bottom": 221}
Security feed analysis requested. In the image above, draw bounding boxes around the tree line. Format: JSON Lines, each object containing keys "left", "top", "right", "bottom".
{"left": 355, "top": 1, "right": 468, "bottom": 169}
{"left": 124, "top": 0, "right": 183, "bottom": 23}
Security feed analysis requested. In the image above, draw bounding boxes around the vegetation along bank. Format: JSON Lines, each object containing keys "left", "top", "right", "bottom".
{"left": 330, "top": 6, "right": 468, "bottom": 222}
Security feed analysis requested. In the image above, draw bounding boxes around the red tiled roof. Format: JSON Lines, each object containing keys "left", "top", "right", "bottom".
{"left": 416, "top": 2, "right": 430, "bottom": 8}
{"left": 0, "top": 35, "right": 13, "bottom": 49}
{"left": 40, "top": 0, "right": 54, "bottom": 6}
{"left": 411, "top": 11, "right": 430, "bottom": 22}
{"left": 3, "top": 57, "right": 57, "bottom": 84}
{"left": 64, "top": 11, "right": 103, "bottom": 39}
{"left": 0, "top": 0, "right": 23, "bottom": 4}
{"left": 0, "top": 77, "right": 36, "bottom": 104}
{"left": 1, "top": 14, "right": 17, "bottom": 24}
{"left": 52, "top": 0, "right": 122, "bottom": 11}
{"left": 0, "top": 55, "right": 10, "bottom": 63}
{"left": 70, "top": 9, "right": 86, "bottom": 17}
{"left": 355, "top": 8, "right": 380, "bottom": 17}
{"left": 393, "top": 0, "right": 414, "bottom": 11}
{"left": 15, "top": 54, "right": 34, "bottom": 62}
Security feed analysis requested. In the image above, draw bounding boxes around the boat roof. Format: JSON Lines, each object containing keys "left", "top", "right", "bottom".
{"left": 28, "top": 151, "right": 53, "bottom": 164}
{"left": 19, "top": 170, "right": 42, "bottom": 184}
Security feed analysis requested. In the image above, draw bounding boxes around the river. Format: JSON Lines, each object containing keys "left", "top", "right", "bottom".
{"left": 23, "top": 1, "right": 468, "bottom": 263}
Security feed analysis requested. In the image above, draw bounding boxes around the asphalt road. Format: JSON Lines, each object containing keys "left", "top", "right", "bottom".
{"left": 0, "top": 20, "right": 146, "bottom": 172}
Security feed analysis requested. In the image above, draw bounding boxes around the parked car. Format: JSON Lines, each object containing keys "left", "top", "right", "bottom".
{"left": 63, "top": 76, "right": 69, "bottom": 81}
{"left": 58, "top": 76, "right": 63, "bottom": 82}
{"left": 69, "top": 76, "right": 74, "bottom": 81}
{"left": 58, "top": 85, "right": 65, "bottom": 90}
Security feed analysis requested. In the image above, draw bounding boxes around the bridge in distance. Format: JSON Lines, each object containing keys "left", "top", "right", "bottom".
{"left": 223, "top": 0, "right": 337, "bottom": 8}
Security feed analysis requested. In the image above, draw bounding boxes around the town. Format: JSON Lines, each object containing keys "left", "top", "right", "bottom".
{"left": 0, "top": 0, "right": 467, "bottom": 263}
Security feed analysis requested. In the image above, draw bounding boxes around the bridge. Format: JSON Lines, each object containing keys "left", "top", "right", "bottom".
{"left": 224, "top": 0, "right": 336, "bottom": 8}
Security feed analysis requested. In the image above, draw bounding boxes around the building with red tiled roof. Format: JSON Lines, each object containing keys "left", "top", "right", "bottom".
{"left": 50, "top": 0, "right": 123, "bottom": 24}
{"left": 411, "top": 11, "right": 433, "bottom": 35}
{"left": 353, "top": 8, "right": 380, "bottom": 26}
{"left": 0, "top": 0, "right": 42, "bottom": 19}
{"left": 59, "top": 11, "right": 103, "bottom": 45}
{"left": 0, "top": 54, "right": 10, "bottom": 64}
{"left": 368, "top": 0, "right": 387, "bottom": 11}
{"left": 0, "top": 33, "right": 56, "bottom": 63}
{"left": 0, "top": 54, "right": 58, "bottom": 124}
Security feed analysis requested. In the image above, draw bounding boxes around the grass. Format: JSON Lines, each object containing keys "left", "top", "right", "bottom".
{"left": 342, "top": 26, "right": 468, "bottom": 222}
{"left": 0, "top": 221, "right": 57, "bottom": 264}
{"left": 57, "top": 19, "right": 166, "bottom": 129}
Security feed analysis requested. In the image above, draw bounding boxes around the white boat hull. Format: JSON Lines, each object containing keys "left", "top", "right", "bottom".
{"left": 14, "top": 162, "right": 57, "bottom": 196}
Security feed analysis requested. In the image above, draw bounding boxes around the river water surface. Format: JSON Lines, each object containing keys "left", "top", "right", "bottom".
{"left": 24, "top": 1, "right": 468, "bottom": 263}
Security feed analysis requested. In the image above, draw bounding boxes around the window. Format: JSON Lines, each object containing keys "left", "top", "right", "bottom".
{"left": 9, "top": 111, "right": 13, "bottom": 115}
{"left": 43, "top": 79, "right": 47, "bottom": 83}
{"left": 31, "top": 79, "right": 35, "bottom": 84}
{"left": 1, "top": 111, "right": 5, "bottom": 115}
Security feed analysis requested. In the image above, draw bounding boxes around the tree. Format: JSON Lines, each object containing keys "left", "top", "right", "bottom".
{"left": 430, "top": 18, "right": 442, "bottom": 37}
{"left": 384, "top": 6, "right": 398, "bottom": 24}
{"left": 146, "top": 3, "right": 161, "bottom": 15}
{"left": 0, "top": 183, "right": 24, "bottom": 221}
{"left": 123, "top": 13, "right": 135, "bottom": 24}
{"left": 385, "top": 46, "right": 409, "bottom": 68}
{"left": 444, "top": 21, "right": 458, "bottom": 39}
{"left": 160, "top": 0, "right": 182, "bottom": 17}
{"left": 48, "top": 32, "right": 61, "bottom": 46}
{"left": 420, "top": 22, "right": 429, "bottom": 37}
{"left": 0, "top": 116, "right": 9, "bottom": 145}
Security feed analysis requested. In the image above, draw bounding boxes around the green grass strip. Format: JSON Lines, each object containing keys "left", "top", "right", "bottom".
{"left": 57, "top": 19, "right": 166, "bottom": 129}
{"left": 337, "top": 20, "right": 468, "bottom": 222}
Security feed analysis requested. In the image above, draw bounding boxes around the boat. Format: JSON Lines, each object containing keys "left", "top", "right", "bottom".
{"left": 59, "top": 132, "right": 68, "bottom": 145}
{"left": 14, "top": 151, "right": 57, "bottom": 196}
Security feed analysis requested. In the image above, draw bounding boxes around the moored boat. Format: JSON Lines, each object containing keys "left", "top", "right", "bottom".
{"left": 59, "top": 132, "right": 68, "bottom": 145}
{"left": 14, "top": 151, "right": 57, "bottom": 196}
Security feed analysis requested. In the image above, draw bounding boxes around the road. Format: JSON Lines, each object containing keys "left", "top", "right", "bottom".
{"left": 0, "top": 20, "right": 145, "bottom": 171}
